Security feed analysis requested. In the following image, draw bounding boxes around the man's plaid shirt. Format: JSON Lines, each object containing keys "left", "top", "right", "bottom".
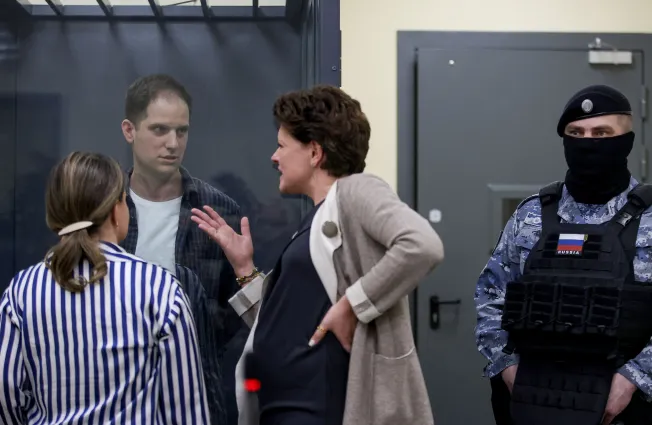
{"left": 121, "top": 166, "right": 245, "bottom": 425}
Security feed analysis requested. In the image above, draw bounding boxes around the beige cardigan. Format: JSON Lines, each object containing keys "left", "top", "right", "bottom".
{"left": 229, "top": 173, "right": 444, "bottom": 425}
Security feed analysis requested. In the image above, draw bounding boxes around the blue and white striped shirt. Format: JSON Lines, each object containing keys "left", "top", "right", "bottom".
{"left": 0, "top": 241, "right": 211, "bottom": 425}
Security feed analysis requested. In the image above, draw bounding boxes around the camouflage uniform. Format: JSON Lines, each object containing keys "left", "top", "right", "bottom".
{"left": 474, "top": 177, "right": 652, "bottom": 397}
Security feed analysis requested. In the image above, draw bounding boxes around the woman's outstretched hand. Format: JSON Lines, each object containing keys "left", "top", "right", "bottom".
{"left": 190, "top": 205, "right": 255, "bottom": 277}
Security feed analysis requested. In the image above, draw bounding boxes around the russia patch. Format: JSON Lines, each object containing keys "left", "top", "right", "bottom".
{"left": 556, "top": 233, "right": 587, "bottom": 256}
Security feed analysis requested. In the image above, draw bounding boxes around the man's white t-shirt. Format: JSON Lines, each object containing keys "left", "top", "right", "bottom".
{"left": 130, "top": 189, "right": 182, "bottom": 274}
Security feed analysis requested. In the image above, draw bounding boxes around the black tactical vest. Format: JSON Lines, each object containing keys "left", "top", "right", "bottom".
{"left": 501, "top": 181, "right": 652, "bottom": 425}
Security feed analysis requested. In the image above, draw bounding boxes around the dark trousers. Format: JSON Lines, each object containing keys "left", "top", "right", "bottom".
{"left": 490, "top": 376, "right": 514, "bottom": 425}
{"left": 490, "top": 376, "right": 652, "bottom": 425}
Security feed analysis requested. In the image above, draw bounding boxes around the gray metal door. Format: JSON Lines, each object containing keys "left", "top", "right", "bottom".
{"left": 415, "top": 48, "right": 646, "bottom": 425}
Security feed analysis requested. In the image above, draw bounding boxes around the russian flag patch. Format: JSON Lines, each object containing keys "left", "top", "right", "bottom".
{"left": 556, "top": 233, "right": 587, "bottom": 256}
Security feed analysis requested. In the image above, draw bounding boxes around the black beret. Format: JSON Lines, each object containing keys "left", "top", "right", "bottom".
{"left": 556, "top": 84, "right": 632, "bottom": 137}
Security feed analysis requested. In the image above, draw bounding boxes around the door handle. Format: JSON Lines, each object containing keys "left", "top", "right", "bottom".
{"left": 430, "top": 295, "right": 461, "bottom": 330}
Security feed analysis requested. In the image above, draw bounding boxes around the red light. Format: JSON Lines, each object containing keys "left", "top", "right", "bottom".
{"left": 244, "top": 378, "right": 261, "bottom": 392}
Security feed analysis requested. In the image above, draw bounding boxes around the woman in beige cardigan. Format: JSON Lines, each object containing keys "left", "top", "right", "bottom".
{"left": 191, "top": 85, "right": 444, "bottom": 425}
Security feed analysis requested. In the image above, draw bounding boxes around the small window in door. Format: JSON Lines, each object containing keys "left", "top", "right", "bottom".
{"left": 502, "top": 197, "right": 525, "bottom": 228}
{"left": 488, "top": 184, "right": 542, "bottom": 254}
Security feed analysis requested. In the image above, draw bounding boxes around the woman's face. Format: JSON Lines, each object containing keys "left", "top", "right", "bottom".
{"left": 271, "top": 126, "right": 318, "bottom": 195}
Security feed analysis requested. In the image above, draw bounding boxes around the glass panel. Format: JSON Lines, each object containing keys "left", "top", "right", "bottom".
{"left": 10, "top": 20, "right": 306, "bottom": 425}
{"left": 0, "top": 25, "right": 17, "bottom": 293}
{"left": 25, "top": 0, "right": 286, "bottom": 6}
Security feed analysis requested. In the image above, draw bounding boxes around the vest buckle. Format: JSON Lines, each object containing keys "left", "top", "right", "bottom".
{"left": 615, "top": 211, "right": 633, "bottom": 227}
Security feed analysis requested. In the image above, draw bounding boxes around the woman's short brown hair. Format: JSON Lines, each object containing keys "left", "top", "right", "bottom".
{"left": 44, "top": 151, "right": 125, "bottom": 292}
{"left": 273, "top": 85, "right": 371, "bottom": 177}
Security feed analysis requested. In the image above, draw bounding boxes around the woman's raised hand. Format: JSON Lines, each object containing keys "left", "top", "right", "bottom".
{"left": 190, "top": 205, "right": 255, "bottom": 277}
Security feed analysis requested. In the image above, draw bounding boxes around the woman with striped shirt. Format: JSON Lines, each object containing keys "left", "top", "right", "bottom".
{"left": 0, "top": 151, "right": 210, "bottom": 424}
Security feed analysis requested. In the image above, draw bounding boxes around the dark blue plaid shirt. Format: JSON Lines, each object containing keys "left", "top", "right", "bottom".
{"left": 121, "top": 166, "right": 247, "bottom": 425}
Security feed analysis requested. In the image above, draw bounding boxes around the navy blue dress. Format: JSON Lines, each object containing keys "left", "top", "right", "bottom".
{"left": 253, "top": 202, "right": 350, "bottom": 425}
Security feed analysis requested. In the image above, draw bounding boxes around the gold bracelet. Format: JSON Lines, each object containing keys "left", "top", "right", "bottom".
{"left": 236, "top": 267, "right": 260, "bottom": 286}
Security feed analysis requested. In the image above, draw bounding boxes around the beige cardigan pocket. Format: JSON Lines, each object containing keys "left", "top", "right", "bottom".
{"left": 370, "top": 347, "right": 434, "bottom": 425}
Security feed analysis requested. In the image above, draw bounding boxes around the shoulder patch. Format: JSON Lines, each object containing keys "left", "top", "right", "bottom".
{"left": 523, "top": 211, "right": 542, "bottom": 226}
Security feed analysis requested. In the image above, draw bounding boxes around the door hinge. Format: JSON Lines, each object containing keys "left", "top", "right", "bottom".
{"left": 642, "top": 85, "right": 648, "bottom": 121}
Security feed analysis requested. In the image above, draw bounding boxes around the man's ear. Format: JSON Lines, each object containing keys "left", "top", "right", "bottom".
{"left": 121, "top": 119, "right": 136, "bottom": 145}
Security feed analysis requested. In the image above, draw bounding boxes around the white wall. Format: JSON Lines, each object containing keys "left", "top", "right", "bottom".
{"left": 341, "top": 0, "right": 652, "bottom": 190}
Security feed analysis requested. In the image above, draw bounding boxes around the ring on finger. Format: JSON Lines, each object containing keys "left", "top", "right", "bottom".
{"left": 316, "top": 325, "right": 327, "bottom": 333}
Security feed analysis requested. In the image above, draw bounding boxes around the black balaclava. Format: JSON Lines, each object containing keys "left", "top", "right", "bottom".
{"left": 556, "top": 85, "right": 634, "bottom": 205}
{"left": 563, "top": 132, "right": 634, "bottom": 205}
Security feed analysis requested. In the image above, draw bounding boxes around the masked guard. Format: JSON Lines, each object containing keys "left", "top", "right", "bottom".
{"left": 475, "top": 85, "right": 652, "bottom": 425}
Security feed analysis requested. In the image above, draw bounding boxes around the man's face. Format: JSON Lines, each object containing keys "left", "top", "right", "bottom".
{"left": 122, "top": 93, "right": 189, "bottom": 177}
{"left": 564, "top": 114, "right": 631, "bottom": 139}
